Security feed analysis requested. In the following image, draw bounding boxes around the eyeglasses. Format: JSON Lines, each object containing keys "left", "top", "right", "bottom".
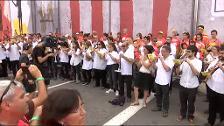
{"left": 0, "top": 81, "right": 17, "bottom": 105}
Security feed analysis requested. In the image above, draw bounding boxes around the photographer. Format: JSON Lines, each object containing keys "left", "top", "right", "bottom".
{"left": 0, "top": 65, "right": 47, "bottom": 125}
{"left": 19, "top": 43, "right": 36, "bottom": 97}
{"left": 31, "top": 37, "right": 56, "bottom": 85}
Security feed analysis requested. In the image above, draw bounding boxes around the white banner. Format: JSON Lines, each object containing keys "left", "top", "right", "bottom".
{"left": 35, "top": 1, "right": 59, "bottom": 35}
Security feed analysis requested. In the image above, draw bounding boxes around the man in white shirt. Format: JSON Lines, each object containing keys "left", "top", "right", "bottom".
{"left": 119, "top": 41, "right": 134, "bottom": 102}
{"left": 204, "top": 45, "right": 224, "bottom": 126}
{"left": 5, "top": 39, "right": 21, "bottom": 77}
{"left": 0, "top": 42, "right": 8, "bottom": 77}
{"left": 152, "top": 46, "right": 174, "bottom": 117}
{"left": 176, "top": 45, "right": 202, "bottom": 123}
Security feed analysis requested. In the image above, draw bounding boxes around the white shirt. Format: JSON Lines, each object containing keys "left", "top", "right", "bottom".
{"left": 0, "top": 45, "right": 6, "bottom": 60}
{"left": 159, "top": 44, "right": 176, "bottom": 57}
{"left": 59, "top": 49, "right": 69, "bottom": 63}
{"left": 139, "top": 59, "right": 151, "bottom": 74}
{"left": 105, "top": 51, "right": 119, "bottom": 65}
{"left": 155, "top": 55, "right": 175, "bottom": 85}
{"left": 170, "top": 43, "right": 176, "bottom": 57}
{"left": 32, "top": 41, "right": 39, "bottom": 49}
{"left": 179, "top": 58, "right": 202, "bottom": 88}
{"left": 207, "top": 60, "right": 224, "bottom": 94}
{"left": 120, "top": 48, "right": 134, "bottom": 75}
{"left": 93, "top": 48, "right": 107, "bottom": 70}
{"left": 103, "top": 40, "right": 109, "bottom": 50}
{"left": 18, "top": 42, "right": 23, "bottom": 53}
{"left": 206, "top": 54, "right": 218, "bottom": 64}
{"left": 82, "top": 48, "right": 93, "bottom": 70}
{"left": 6, "top": 43, "right": 20, "bottom": 61}
{"left": 69, "top": 48, "right": 82, "bottom": 66}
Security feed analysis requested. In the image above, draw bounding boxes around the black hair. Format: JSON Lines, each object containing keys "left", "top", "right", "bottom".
{"left": 197, "top": 25, "right": 204, "bottom": 29}
{"left": 108, "top": 42, "right": 118, "bottom": 52}
{"left": 181, "top": 43, "right": 188, "bottom": 49}
{"left": 41, "top": 89, "right": 82, "bottom": 126}
{"left": 144, "top": 45, "right": 154, "bottom": 54}
{"left": 183, "top": 32, "right": 190, "bottom": 39}
{"left": 196, "top": 33, "right": 203, "bottom": 41}
{"left": 220, "top": 44, "right": 224, "bottom": 51}
{"left": 72, "top": 40, "right": 80, "bottom": 51}
{"left": 99, "top": 41, "right": 106, "bottom": 49}
{"left": 136, "top": 33, "right": 142, "bottom": 39}
{"left": 144, "top": 36, "right": 151, "bottom": 41}
{"left": 23, "top": 43, "right": 32, "bottom": 50}
{"left": 162, "top": 45, "right": 171, "bottom": 53}
{"left": 187, "top": 45, "right": 198, "bottom": 56}
{"left": 211, "top": 29, "right": 218, "bottom": 35}
{"left": 103, "top": 33, "right": 109, "bottom": 38}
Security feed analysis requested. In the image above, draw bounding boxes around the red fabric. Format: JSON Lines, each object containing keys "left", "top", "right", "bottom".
{"left": 134, "top": 48, "right": 141, "bottom": 61}
{"left": 17, "top": 116, "right": 29, "bottom": 126}
{"left": 92, "top": 0, "right": 103, "bottom": 37}
{"left": 120, "top": 0, "right": 133, "bottom": 37}
{"left": 152, "top": 0, "right": 171, "bottom": 36}
{"left": 70, "top": 1, "right": 80, "bottom": 33}
{"left": 0, "top": 0, "right": 12, "bottom": 40}
{"left": 171, "top": 36, "right": 181, "bottom": 48}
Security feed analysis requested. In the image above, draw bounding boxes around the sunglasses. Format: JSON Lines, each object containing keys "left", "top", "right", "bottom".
{"left": 0, "top": 81, "right": 18, "bottom": 105}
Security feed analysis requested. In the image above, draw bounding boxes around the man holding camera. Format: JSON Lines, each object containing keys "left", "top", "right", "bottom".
{"left": 18, "top": 43, "right": 36, "bottom": 95}
{"left": 31, "top": 37, "right": 55, "bottom": 85}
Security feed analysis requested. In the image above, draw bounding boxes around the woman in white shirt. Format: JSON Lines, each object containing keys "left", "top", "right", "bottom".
{"left": 59, "top": 43, "right": 70, "bottom": 79}
{"left": 105, "top": 43, "right": 119, "bottom": 95}
{"left": 92, "top": 41, "right": 107, "bottom": 88}
{"left": 81, "top": 41, "right": 93, "bottom": 86}
{"left": 69, "top": 41, "right": 82, "bottom": 83}
{"left": 131, "top": 45, "right": 155, "bottom": 107}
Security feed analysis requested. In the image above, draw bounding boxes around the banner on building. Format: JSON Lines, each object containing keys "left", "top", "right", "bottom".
{"left": 211, "top": 0, "right": 224, "bottom": 17}
{"left": 35, "top": 1, "right": 59, "bottom": 35}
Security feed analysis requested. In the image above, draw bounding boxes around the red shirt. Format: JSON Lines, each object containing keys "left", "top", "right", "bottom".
{"left": 171, "top": 36, "right": 181, "bottom": 48}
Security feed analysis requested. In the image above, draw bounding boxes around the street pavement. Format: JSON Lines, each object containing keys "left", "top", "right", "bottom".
{"left": 48, "top": 79, "right": 209, "bottom": 126}
{"left": 0, "top": 77, "right": 209, "bottom": 125}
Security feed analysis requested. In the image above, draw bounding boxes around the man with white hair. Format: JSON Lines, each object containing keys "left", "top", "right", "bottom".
{"left": 0, "top": 65, "right": 47, "bottom": 125}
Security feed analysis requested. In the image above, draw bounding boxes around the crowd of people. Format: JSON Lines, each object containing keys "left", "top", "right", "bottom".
{"left": 0, "top": 24, "right": 224, "bottom": 126}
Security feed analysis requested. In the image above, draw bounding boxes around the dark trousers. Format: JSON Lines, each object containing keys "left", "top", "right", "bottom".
{"left": 52, "top": 62, "right": 60, "bottom": 78}
{"left": 82, "top": 69, "right": 92, "bottom": 83}
{"left": 179, "top": 85, "right": 197, "bottom": 119}
{"left": 10, "top": 60, "right": 19, "bottom": 77}
{"left": 60, "top": 62, "right": 69, "bottom": 79}
{"left": 94, "top": 69, "right": 107, "bottom": 87}
{"left": 155, "top": 84, "right": 170, "bottom": 112}
{"left": 207, "top": 87, "right": 224, "bottom": 125}
{"left": 0, "top": 59, "right": 8, "bottom": 77}
{"left": 119, "top": 75, "right": 132, "bottom": 99}
{"left": 106, "top": 64, "right": 119, "bottom": 90}
{"left": 72, "top": 63, "right": 81, "bottom": 81}
{"left": 47, "top": 60, "right": 54, "bottom": 78}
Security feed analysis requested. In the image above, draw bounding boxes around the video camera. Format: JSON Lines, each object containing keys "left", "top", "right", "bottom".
{"left": 42, "top": 36, "right": 58, "bottom": 48}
